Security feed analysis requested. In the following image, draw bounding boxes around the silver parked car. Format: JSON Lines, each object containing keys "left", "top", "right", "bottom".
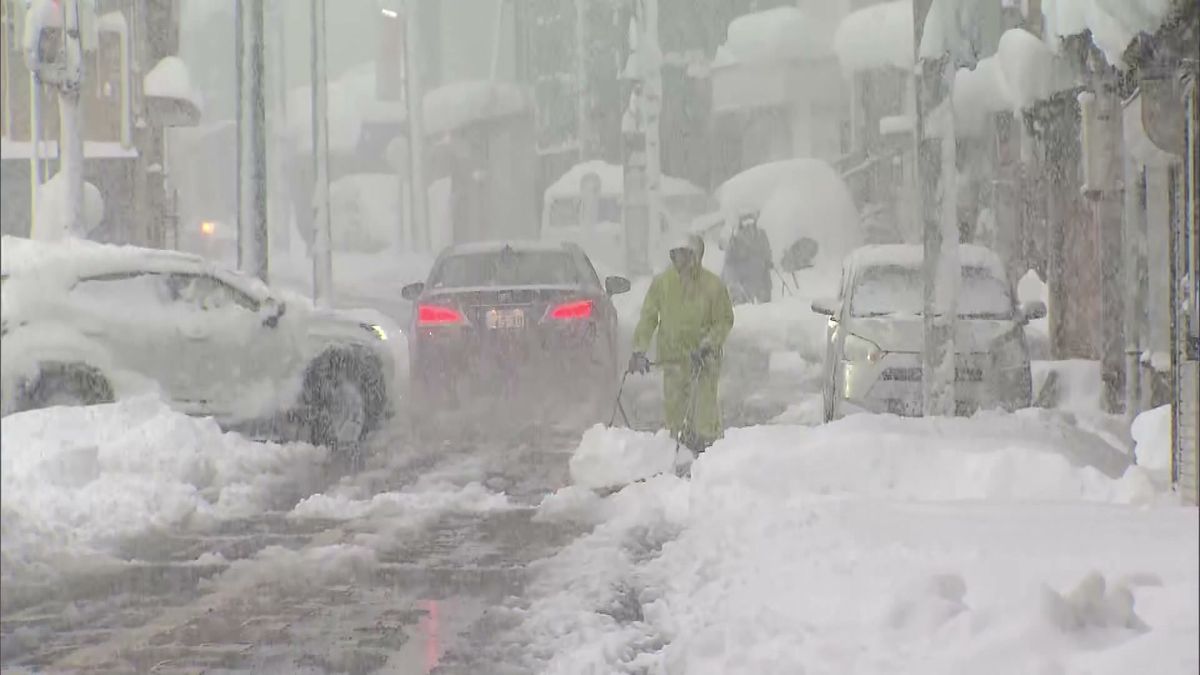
{"left": 811, "top": 244, "right": 1046, "bottom": 421}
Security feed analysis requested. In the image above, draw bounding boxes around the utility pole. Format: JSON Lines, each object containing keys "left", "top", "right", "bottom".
{"left": 1079, "top": 53, "right": 1125, "bottom": 414}
{"left": 57, "top": 0, "right": 85, "bottom": 240}
{"left": 912, "top": 0, "right": 958, "bottom": 416}
{"left": 405, "top": 0, "right": 430, "bottom": 252}
{"left": 574, "top": 0, "right": 591, "bottom": 159}
{"left": 310, "top": 0, "right": 332, "bottom": 306}
{"left": 640, "top": 0, "right": 663, "bottom": 261}
{"left": 237, "top": 0, "right": 269, "bottom": 282}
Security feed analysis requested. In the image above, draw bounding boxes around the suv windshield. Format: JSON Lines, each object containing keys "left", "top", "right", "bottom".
{"left": 430, "top": 250, "right": 581, "bottom": 288}
{"left": 851, "top": 265, "right": 1013, "bottom": 319}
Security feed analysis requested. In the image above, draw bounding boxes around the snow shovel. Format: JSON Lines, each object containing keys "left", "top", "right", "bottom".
{"left": 673, "top": 358, "right": 705, "bottom": 478}
{"left": 608, "top": 370, "right": 633, "bottom": 428}
{"left": 774, "top": 267, "right": 795, "bottom": 297}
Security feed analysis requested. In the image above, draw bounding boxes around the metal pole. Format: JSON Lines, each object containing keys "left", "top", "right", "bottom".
{"left": 59, "top": 0, "right": 85, "bottom": 238}
{"left": 29, "top": 74, "right": 42, "bottom": 238}
{"left": 641, "top": 0, "right": 663, "bottom": 260}
{"left": 913, "top": 0, "right": 956, "bottom": 416}
{"left": 574, "top": 0, "right": 590, "bottom": 159}
{"left": 237, "top": 0, "right": 269, "bottom": 281}
{"left": 490, "top": 0, "right": 505, "bottom": 81}
{"left": 310, "top": 0, "right": 332, "bottom": 306}
{"left": 405, "top": 0, "right": 430, "bottom": 252}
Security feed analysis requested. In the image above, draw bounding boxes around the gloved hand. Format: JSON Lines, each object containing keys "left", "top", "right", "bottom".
{"left": 628, "top": 351, "right": 651, "bottom": 374}
{"left": 690, "top": 344, "right": 714, "bottom": 370}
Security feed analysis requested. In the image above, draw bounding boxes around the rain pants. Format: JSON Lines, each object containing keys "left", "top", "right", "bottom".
{"left": 632, "top": 265, "right": 735, "bottom": 443}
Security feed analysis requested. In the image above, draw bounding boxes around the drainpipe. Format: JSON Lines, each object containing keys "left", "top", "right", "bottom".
{"left": 29, "top": 73, "right": 43, "bottom": 237}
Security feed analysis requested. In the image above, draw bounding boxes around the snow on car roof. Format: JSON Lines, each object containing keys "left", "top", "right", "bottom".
{"left": 1, "top": 236, "right": 209, "bottom": 284}
{"left": 543, "top": 160, "right": 706, "bottom": 202}
{"left": 441, "top": 240, "right": 574, "bottom": 256}
{"left": 844, "top": 244, "right": 1007, "bottom": 277}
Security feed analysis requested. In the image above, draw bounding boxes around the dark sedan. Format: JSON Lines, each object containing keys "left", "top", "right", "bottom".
{"left": 401, "top": 241, "right": 631, "bottom": 425}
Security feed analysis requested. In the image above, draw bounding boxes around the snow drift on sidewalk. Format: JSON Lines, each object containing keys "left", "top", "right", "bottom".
{"left": 0, "top": 397, "right": 328, "bottom": 588}
{"left": 518, "top": 411, "right": 1196, "bottom": 674}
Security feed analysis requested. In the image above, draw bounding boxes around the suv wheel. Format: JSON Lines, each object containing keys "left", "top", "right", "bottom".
{"left": 16, "top": 363, "right": 114, "bottom": 413}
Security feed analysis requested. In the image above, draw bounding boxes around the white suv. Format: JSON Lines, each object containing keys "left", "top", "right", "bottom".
{"left": 1, "top": 236, "right": 397, "bottom": 451}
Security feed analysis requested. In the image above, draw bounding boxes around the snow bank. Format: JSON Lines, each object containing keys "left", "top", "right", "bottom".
{"left": 1042, "top": 0, "right": 1175, "bottom": 66}
{"left": 144, "top": 55, "right": 203, "bottom": 110}
{"left": 720, "top": 6, "right": 834, "bottom": 66}
{"left": 517, "top": 410, "right": 1197, "bottom": 674}
{"left": 567, "top": 425, "right": 680, "bottom": 490}
{"left": 833, "top": 0, "right": 914, "bottom": 74}
{"left": 0, "top": 397, "right": 328, "bottom": 588}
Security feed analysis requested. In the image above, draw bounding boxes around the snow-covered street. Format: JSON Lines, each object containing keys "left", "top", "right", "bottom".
{"left": 2, "top": 377, "right": 1195, "bottom": 673}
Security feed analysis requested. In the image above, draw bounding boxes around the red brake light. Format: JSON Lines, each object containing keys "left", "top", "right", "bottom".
{"left": 417, "top": 304, "right": 465, "bottom": 326}
{"left": 548, "top": 299, "right": 593, "bottom": 320}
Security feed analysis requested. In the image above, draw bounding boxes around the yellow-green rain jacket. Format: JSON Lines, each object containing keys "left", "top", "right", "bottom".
{"left": 632, "top": 265, "right": 735, "bottom": 440}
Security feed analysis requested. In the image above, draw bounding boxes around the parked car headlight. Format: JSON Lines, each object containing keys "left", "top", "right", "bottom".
{"left": 361, "top": 323, "right": 388, "bottom": 341}
{"left": 843, "top": 334, "right": 884, "bottom": 363}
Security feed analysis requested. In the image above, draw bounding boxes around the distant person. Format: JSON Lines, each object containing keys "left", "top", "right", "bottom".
{"left": 628, "top": 234, "right": 735, "bottom": 455}
{"left": 723, "top": 212, "right": 773, "bottom": 304}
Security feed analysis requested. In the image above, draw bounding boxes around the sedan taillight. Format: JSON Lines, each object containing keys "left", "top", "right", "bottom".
{"left": 547, "top": 299, "right": 593, "bottom": 320}
{"left": 417, "top": 304, "right": 466, "bottom": 326}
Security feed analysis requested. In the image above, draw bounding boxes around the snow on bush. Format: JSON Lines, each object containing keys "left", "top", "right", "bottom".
{"left": 1042, "top": 0, "right": 1175, "bottom": 66}
{"left": 567, "top": 425, "right": 680, "bottom": 490}
{"left": 517, "top": 410, "right": 1197, "bottom": 674}
{"left": 0, "top": 397, "right": 328, "bottom": 588}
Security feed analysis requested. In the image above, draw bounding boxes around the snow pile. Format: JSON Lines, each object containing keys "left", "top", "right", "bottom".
{"left": 1132, "top": 404, "right": 1172, "bottom": 474}
{"left": 953, "top": 28, "right": 1076, "bottom": 135}
{"left": 833, "top": 0, "right": 914, "bottom": 73}
{"left": 202, "top": 544, "right": 378, "bottom": 594}
{"left": 717, "top": 6, "right": 834, "bottom": 66}
{"left": 33, "top": 172, "right": 106, "bottom": 240}
{"left": 289, "top": 481, "right": 510, "bottom": 523}
{"left": 144, "top": 55, "right": 203, "bottom": 110}
{"left": 0, "top": 397, "right": 328, "bottom": 588}
{"left": 567, "top": 425, "right": 679, "bottom": 490}
{"left": 716, "top": 158, "right": 862, "bottom": 273}
{"left": 1042, "top": 0, "right": 1175, "bottom": 66}
{"left": 518, "top": 411, "right": 1197, "bottom": 674}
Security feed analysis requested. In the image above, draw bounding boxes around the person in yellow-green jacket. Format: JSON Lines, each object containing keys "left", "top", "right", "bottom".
{"left": 629, "top": 234, "right": 735, "bottom": 454}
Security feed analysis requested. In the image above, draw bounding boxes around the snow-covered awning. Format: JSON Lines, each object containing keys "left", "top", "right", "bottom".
{"left": 833, "top": 0, "right": 914, "bottom": 74}
{"left": 144, "top": 56, "right": 203, "bottom": 127}
{"left": 714, "top": 6, "right": 835, "bottom": 69}
{"left": 952, "top": 28, "right": 1076, "bottom": 136}
{"left": 423, "top": 81, "right": 530, "bottom": 138}
{"left": 1041, "top": 0, "right": 1177, "bottom": 67}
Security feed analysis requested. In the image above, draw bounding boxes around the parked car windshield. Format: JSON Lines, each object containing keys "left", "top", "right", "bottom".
{"left": 430, "top": 250, "right": 581, "bottom": 288}
{"left": 850, "top": 265, "right": 1013, "bottom": 319}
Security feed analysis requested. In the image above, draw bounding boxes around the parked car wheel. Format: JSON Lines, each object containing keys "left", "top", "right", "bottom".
{"left": 303, "top": 350, "right": 385, "bottom": 454}
{"left": 16, "top": 362, "right": 114, "bottom": 413}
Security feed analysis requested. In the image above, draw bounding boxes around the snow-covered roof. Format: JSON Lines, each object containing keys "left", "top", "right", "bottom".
{"left": 1041, "top": 0, "right": 1176, "bottom": 66}
{"left": 844, "top": 244, "right": 1007, "bottom": 278}
{"left": 952, "top": 28, "right": 1076, "bottom": 136}
{"left": 144, "top": 56, "right": 203, "bottom": 111}
{"left": 716, "top": 158, "right": 846, "bottom": 214}
{"left": 833, "top": 0, "right": 914, "bottom": 74}
{"left": 543, "top": 161, "right": 706, "bottom": 202}
{"left": 715, "top": 7, "right": 835, "bottom": 69}
{"left": 423, "top": 81, "right": 530, "bottom": 137}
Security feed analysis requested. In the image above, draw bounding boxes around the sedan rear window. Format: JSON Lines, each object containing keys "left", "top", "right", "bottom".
{"left": 851, "top": 265, "right": 1013, "bottom": 319}
{"left": 430, "top": 251, "right": 581, "bottom": 288}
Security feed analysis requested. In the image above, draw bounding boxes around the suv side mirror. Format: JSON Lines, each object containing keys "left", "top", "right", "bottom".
{"left": 605, "top": 276, "right": 631, "bottom": 296}
{"left": 1019, "top": 300, "right": 1047, "bottom": 323}
{"left": 262, "top": 300, "right": 287, "bottom": 328}
{"left": 811, "top": 298, "right": 838, "bottom": 317}
{"left": 401, "top": 282, "right": 426, "bottom": 301}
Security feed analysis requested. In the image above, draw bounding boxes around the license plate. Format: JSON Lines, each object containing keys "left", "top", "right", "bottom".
{"left": 485, "top": 308, "right": 525, "bottom": 330}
